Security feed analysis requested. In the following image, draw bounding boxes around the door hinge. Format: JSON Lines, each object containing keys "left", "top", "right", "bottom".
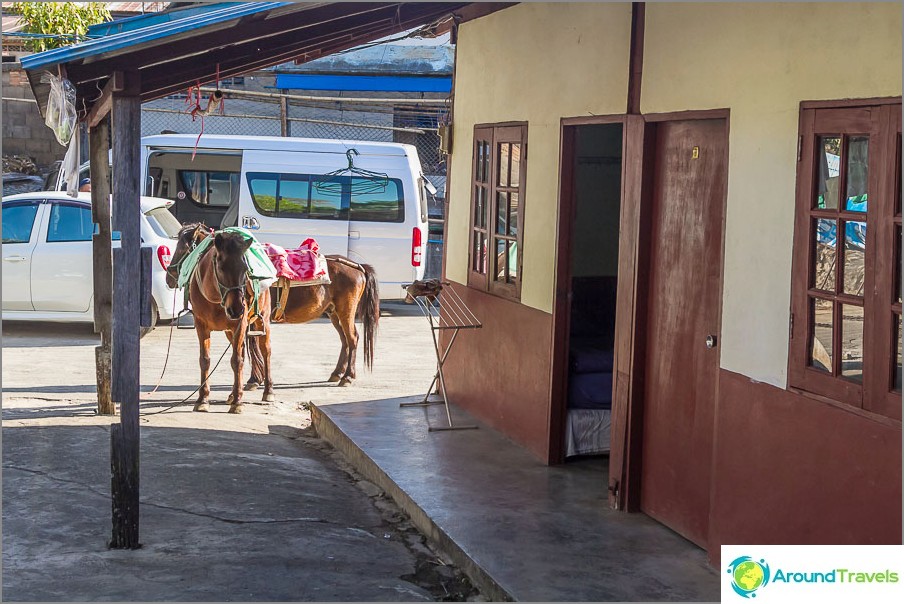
{"left": 797, "top": 135, "right": 803, "bottom": 162}
{"left": 789, "top": 312, "right": 794, "bottom": 340}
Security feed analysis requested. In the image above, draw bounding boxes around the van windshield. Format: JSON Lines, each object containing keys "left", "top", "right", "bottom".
{"left": 145, "top": 206, "right": 181, "bottom": 238}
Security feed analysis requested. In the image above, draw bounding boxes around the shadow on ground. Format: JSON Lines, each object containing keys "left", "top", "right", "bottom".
{"left": 2, "top": 421, "right": 479, "bottom": 602}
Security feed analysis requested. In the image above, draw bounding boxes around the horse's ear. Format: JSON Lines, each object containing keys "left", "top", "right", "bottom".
{"left": 241, "top": 238, "right": 253, "bottom": 253}
{"left": 214, "top": 233, "right": 225, "bottom": 250}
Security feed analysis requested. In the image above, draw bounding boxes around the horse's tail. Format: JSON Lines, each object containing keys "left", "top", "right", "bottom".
{"left": 358, "top": 264, "right": 380, "bottom": 371}
{"left": 245, "top": 333, "right": 265, "bottom": 385}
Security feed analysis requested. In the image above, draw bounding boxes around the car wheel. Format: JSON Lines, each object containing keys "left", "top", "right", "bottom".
{"left": 140, "top": 300, "right": 159, "bottom": 338}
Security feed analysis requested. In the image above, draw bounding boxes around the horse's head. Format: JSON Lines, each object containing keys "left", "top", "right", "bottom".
{"left": 166, "top": 222, "right": 211, "bottom": 289}
{"left": 212, "top": 231, "right": 253, "bottom": 321}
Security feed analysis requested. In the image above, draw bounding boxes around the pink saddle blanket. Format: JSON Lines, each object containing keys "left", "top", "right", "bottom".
{"left": 263, "top": 239, "right": 329, "bottom": 283}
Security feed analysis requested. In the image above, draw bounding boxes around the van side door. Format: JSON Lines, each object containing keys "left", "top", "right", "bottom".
{"left": 240, "top": 151, "right": 350, "bottom": 256}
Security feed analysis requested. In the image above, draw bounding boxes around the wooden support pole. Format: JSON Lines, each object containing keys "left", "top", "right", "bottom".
{"left": 279, "top": 94, "right": 288, "bottom": 137}
{"left": 90, "top": 115, "right": 115, "bottom": 416}
{"left": 109, "top": 82, "right": 141, "bottom": 550}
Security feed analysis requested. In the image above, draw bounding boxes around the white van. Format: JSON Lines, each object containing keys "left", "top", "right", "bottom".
{"left": 140, "top": 134, "right": 431, "bottom": 301}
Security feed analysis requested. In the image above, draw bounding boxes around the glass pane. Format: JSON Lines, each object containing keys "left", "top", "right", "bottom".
{"left": 207, "top": 172, "right": 238, "bottom": 207}
{"left": 498, "top": 143, "right": 510, "bottom": 188}
{"left": 482, "top": 142, "right": 490, "bottom": 184}
{"left": 495, "top": 239, "right": 506, "bottom": 281}
{"left": 496, "top": 191, "right": 507, "bottom": 235}
{"left": 842, "top": 221, "right": 866, "bottom": 296}
{"left": 813, "top": 218, "right": 837, "bottom": 292}
{"left": 310, "top": 177, "right": 345, "bottom": 220}
{"left": 1, "top": 203, "right": 39, "bottom": 243}
{"left": 507, "top": 241, "right": 518, "bottom": 283}
{"left": 509, "top": 192, "right": 519, "bottom": 237}
{"left": 47, "top": 204, "right": 93, "bottom": 242}
{"left": 350, "top": 178, "right": 403, "bottom": 222}
{"left": 474, "top": 186, "right": 483, "bottom": 228}
{"left": 810, "top": 297, "right": 833, "bottom": 373}
{"left": 844, "top": 136, "right": 868, "bottom": 212}
{"left": 475, "top": 140, "right": 484, "bottom": 183}
{"left": 472, "top": 232, "right": 486, "bottom": 274}
{"left": 247, "top": 173, "right": 277, "bottom": 214}
{"left": 279, "top": 177, "right": 310, "bottom": 216}
{"left": 510, "top": 143, "right": 521, "bottom": 188}
{"left": 895, "top": 314, "right": 902, "bottom": 391}
{"left": 840, "top": 304, "right": 864, "bottom": 383}
{"left": 816, "top": 136, "right": 841, "bottom": 210}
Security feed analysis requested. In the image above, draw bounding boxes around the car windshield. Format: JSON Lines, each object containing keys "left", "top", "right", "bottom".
{"left": 144, "top": 206, "right": 181, "bottom": 238}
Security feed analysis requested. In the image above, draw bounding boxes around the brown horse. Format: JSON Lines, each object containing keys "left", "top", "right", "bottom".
{"left": 245, "top": 254, "right": 380, "bottom": 388}
{"left": 166, "top": 223, "right": 275, "bottom": 413}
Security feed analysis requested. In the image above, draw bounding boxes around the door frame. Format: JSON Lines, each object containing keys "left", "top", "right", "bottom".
{"left": 549, "top": 114, "right": 626, "bottom": 464}
{"left": 607, "top": 109, "right": 730, "bottom": 513}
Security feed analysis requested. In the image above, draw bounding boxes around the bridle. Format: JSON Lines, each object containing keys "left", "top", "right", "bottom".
{"left": 212, "top": 253, "right": 253, "bottom": 314}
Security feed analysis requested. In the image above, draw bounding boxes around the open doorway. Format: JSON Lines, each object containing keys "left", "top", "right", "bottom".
{"left": 554, "top": 121, "right": 623, "bottom": 463}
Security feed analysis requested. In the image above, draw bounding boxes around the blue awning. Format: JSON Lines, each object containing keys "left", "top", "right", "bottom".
{"left": 275, "top": 74, "right": 452, "bottom": 93}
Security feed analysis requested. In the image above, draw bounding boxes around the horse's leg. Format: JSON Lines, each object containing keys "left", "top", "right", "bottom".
{"left": 195, "top": 324, "right": 212, "bottom": 412}
{"left": 260, "top": 322, "right": 275, "bottom": 403}
{"left": 245, "top": 335, "right": 264, "bottom": 390}
{"left": 228, "top": 326, "right": 245, "bottom": 414}
{"left": 335, "top": 307, "right": 359, "bottom": 387}
{"left": 327, "top": 311, "right": 349, "bottom": 383}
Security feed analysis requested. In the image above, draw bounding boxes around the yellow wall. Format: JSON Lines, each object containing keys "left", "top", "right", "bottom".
{"left": 642, "top": 2, "right": 901, "bottom": 387}
{"left": 448, "top": 2, "right": 632, "bottom": 312}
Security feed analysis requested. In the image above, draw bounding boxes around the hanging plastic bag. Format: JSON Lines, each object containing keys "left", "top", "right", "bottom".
{"left": 62, "top": 132, "right": 80, "bottom": 198}
{"left": 41, "top": 72, "right": 77, "bottom": 146}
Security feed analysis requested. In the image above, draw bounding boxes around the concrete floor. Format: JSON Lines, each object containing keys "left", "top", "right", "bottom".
{"left": 313, "top": 398, "right": 721, "bottom": 602}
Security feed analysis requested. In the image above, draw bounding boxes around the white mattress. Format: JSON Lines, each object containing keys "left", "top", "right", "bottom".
{"left": 565, "top": 408, "right": 612, "bottom": 457}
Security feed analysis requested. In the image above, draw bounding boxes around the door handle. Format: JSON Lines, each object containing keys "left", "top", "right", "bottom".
{"left": 349, "top": 230, "right": 360, "bottom": 240}
{"left": 3, "top": 255, "right": 27, "bottom": 262}
{"left": 241, "top": 216, "right": 261, "bottom": 230}
{"left": 705, "top": 335, "right": 718, "bottom": 349}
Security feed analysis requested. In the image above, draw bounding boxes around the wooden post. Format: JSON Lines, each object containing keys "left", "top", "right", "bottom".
{"left": 109, "top": 80, "right": 141, "bottom": 549}
{"left": 279, "top": 94, "right": 289, "bottom": 137}
{"left": 90, "top": 115, "right": 115, "bottom": 416}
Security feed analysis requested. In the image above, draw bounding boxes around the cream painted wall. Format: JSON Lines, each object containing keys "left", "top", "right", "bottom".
{"left": 642, "top": 2, "right": 901, "bottom": 388}
{"left": 447, "top": 3, "right": 632, "bottom": 312}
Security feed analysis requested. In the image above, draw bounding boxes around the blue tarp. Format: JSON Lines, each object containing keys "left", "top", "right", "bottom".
{"left": 274, "top": 74, "right": 452, "bottom": 93}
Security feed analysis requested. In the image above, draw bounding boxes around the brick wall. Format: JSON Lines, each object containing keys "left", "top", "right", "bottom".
{"left": 2, "top": 62, "right": 66, "bottom": 170}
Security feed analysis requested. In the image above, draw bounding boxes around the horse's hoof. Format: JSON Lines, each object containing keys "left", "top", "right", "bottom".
{"left": 263, "top": 392, "right": 275, "bottom": 403}
{"left": 228, "top": 404, "right": 243, "bottom": 414}
{"left": 327, "top": 375, "right": 341, "bottom": 383}
{"left": 245, "top": 381, "right": 260, "bottom": 391}
{"left": 193, "top": 401, "right": 209, "bottom": 412}
{"left": 338, "top": 378, "right": 353, "bottom": 387}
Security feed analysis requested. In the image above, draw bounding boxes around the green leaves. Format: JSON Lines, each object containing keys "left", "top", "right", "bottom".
{"left": 11, "top": 2, "right": 112, "bottom": 52}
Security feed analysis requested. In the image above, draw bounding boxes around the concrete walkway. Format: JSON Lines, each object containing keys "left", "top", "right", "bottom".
{"left": 313, "top": 398, "right": 721, "bottom": 602}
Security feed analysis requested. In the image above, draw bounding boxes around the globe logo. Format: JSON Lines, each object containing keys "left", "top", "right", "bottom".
{"left": 727, "top": 556, "right": 771, "bottom": 598}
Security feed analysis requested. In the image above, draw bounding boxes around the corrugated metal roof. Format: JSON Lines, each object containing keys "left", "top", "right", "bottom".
{"left": 86, "top": 2, "right": 241, "bottom": 38}
{"left": 20, "top": 2, "right": 293, "bottom": 71}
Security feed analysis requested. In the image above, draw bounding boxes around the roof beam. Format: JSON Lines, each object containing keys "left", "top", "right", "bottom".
{"left": 136, "top": 4, "right": 465, "bottom": 102}
{"left": 85, "top": 71, "right": 124, "bottom": 128}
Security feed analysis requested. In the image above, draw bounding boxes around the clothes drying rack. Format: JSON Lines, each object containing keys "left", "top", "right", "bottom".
{"left": 402, "top": 282, "right": 482, "bottom": 431}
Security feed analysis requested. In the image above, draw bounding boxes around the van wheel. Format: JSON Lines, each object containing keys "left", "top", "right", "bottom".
{"left": 140, "top": 301, "right": 159, "bottom": 339}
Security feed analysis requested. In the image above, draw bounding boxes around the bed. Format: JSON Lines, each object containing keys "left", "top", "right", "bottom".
{"left": 565, "top": 339, "right": 614, "bottom": 457}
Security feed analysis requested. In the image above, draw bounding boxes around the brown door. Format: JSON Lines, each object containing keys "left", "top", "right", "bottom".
{"left": 640, "top": 119, "right": 727, "bottom": 548}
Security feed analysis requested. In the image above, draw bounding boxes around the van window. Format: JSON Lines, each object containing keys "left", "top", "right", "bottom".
{"left": 179, "top": 171, "right": 238, "bottom": 207}
{"left": 246, "top": 172, "right": 403, "bottom": 222}
{"left": 350, "top": 178, "right": 404, "bottom": 223}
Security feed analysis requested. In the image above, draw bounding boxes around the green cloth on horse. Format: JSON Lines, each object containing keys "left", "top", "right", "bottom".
{"left": 177, "top": 227, "right": 277, "bottom": 310}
